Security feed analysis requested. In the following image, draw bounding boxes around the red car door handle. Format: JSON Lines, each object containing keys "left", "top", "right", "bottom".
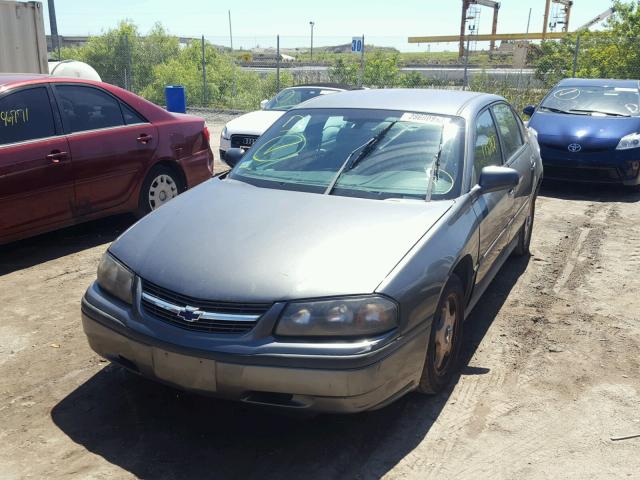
{"left": 137, "top": 134, "right": 153, "bottom": 144}
{"left": 46, "top": 151, "right": 68, "bottom": 164}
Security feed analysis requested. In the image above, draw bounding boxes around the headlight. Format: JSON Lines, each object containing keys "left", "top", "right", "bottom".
{"left": 617, "top": 132, "right": 640, "bottom": 150}
{"left": 97, "top": 253, "right": 134, "bottom": 304}
{"left": 275, "top": 296, "right": 398, "bottom": 337}
{"left": 221, "top": 126, "right": 230, "bottom": 141}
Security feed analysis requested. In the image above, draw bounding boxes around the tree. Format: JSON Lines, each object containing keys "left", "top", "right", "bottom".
{"left": 534, "top": 1, "right": 640, "bottom": 83}
{"left": 328, "top": 58, "right": 359, "bottom": 85}
{"left": 61, "top": 21, "right": 179, "bottom": 93}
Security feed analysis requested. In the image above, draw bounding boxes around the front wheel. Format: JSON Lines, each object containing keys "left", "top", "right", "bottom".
{"left": 138, "top": 165, "right": 184, "bottom": 216}
{"left": 417, "top": 274, "right": 465, "bottom": 394}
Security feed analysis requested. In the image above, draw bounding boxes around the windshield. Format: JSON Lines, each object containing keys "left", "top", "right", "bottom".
{"left": 540, "top": 85, "right": 639, "bottom": 117}
{"left": 229, "top": 108, "right": 465, "bottom": 201}
{"left": 264, "top": 88, "right": 339, "bottom": 111}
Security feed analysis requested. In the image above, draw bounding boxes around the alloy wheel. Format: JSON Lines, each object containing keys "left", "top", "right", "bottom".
{"left": 433, "top": 293, "right": 458, "bottom": 374}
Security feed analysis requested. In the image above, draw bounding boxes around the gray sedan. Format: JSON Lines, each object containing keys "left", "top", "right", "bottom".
{"left": 82, "top": 89, "right": 543, "bottom": 413}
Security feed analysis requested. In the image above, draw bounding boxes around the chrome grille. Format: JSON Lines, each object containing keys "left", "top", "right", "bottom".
{"left": 140, "top": 280, "right": 270, "bottom": 334}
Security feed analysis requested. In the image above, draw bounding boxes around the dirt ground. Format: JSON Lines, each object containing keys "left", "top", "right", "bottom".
{"left": 1, "top": 116, "right": 640, "bottom": 479}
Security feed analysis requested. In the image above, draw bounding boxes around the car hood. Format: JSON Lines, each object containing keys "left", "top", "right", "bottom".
{"left": 110, "top": 179, "right": 454, "bottom": 303}
{"left": 224, "top": 110, "right": 285, "bottom": 136}
{"left": 530, "top": 111, "right": 640, "bottom": 150}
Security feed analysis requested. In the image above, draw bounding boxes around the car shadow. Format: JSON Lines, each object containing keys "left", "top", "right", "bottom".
{"left": 0, "top": 214, "right": 136, "bottom": 276}
{"left": 50, "top": 255, "right": 529, "bottom": 479}
{"left": 540, "top": 179, "right": 640, "bottom": 203}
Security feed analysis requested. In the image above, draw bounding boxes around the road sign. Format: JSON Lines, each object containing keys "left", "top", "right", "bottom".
{"left": 351, "top": 37, "right": 363, "bottom": 53}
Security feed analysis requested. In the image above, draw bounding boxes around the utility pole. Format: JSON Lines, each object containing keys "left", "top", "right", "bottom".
{"left": 358, "top": 34, "right": 365, "bottom": 88}
{"left": 309, "top": 21, "right": 315, "bottom": 61}
{"left": 276, "top": 34, "right": 281, "bottom": 92}
{"left": 572, "top": 33, "right": 581, "bottom": 77}
{"left": 542, "top": 0, "right": 551, "bottom": 40}
{"left": 228, "top": 10, "right": 236, "bottom": 107}
{"left": 47, "top": 0, "right": 61, "bottom": 60}
{"left": 201, "top": 35, "right": 207, "bottom": 106}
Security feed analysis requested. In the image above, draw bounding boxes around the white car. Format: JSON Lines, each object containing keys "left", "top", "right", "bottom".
{"left": 219, "top": 84, "right": 352, "bottom": 162}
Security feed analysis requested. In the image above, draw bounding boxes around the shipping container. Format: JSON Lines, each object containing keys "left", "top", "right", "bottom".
{"left": 0, "top": 1, "right": 48, "bottom": 74}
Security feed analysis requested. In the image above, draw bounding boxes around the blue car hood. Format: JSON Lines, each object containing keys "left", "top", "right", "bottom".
{"left": 529, "top": 111, "right": 640, "bottom": 150}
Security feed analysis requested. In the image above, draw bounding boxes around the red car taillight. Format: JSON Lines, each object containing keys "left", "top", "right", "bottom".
{"left": 203, "top": 126, "right": 211, "bottom": 145}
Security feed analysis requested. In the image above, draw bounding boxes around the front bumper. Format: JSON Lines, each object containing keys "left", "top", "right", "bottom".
{"left": 81, "top": 287, "right": 427, "bottom": 413}
{"left": 540, "top": 146, "right": 640, "bottom": 185}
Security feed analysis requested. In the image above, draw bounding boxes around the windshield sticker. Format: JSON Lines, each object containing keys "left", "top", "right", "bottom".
{"left": 626, "top": 103, "right": 639, "bottom": 114}
{"left": 553, "top": 88, "right": 580, "bottom": 100}
{"left": 400, "top": 112, "right": 450, "bottom": 125}
{"left": 0, "top": 108, "right": 29, "bottom": 127}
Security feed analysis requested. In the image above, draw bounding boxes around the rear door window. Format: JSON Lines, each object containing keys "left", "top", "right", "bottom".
{"left": 491, "top": 103, "right": 524, "bottom": 160}
{"left": 55, "top": 85, "right": 124, "bottom": 133}
{"left": 0, "top": 87, "right": 56, "bottom": 146}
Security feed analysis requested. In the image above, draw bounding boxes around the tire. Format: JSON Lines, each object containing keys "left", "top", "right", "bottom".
{"left": 417, "top": 274, "right": 465, "bottom": 395}
{"left": 513, "top": 192, "right": 537, "bottom": 257}
{"left": 137, "top": 165, "right": 184, "bottom": 216}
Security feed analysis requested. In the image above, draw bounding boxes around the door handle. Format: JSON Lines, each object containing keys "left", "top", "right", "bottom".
{"left": 137, "top": 134, "right": 153, "bottom": 144}
{"left": 46, "top": 151, "right": 68, "bottom": 164}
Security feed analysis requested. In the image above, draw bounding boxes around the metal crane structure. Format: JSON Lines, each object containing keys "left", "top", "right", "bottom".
{"left": 543, "top": 0, "right": 573, "bottom": 39}
{"left": 578, "top": 7, "right": 615, "bottom": 31}
{"left": 410, "top": 0, "right": 586, "bottom": 56}
{"left": 458, "top": 0, "right": 501, "bottom": 57}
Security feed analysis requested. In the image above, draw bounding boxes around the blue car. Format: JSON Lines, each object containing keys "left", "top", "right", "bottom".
{"left": 525, "top": 78, "right": 640, "bottom": 186}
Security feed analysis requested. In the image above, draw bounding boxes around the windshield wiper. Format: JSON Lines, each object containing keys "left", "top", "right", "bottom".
{"left": 568, "top": 109, "right": 630, "bottom": 117}
{"left": 347, "top": 121, "right": 398, "bottom": 172}
{"left": 539, "top": 106, "right": 571, "bottom": 114}
{"left": 324, "top": 121, "right": 398, "bottom": 195}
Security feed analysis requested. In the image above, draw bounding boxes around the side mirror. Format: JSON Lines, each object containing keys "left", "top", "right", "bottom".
{"left": 478, "top": 166, "right": 520, "bottom": 194}
{"left": 522, "top": 105, "right": 536, "bottom": 117}
{"left": 224, "top": 147, "right": 245, "bottom": 168}
{"left": 260, "top": 99, "right": 269, "bottom": 110}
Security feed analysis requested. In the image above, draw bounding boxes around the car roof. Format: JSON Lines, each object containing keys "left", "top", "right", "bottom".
{"left": 0, "top": 73, "right": 50, "bottom": 87}
{"left": 285, "top": 83, "right": 357, "bottom": 91}
{"left": 557, "top": 78, "right": 640, "bottom": 89}
{"left": 293, "top": 88, "right": 503, "bottom": 116}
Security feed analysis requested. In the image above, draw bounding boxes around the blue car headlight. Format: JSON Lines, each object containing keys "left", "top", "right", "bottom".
{"left": 275, "top": 295, "right": 398, "bottom": 337}
{"left": 97, "top": 253, "right": 134, "bottom": 304}
{"left": 617, "top": 132, "right": 640, "bottom": 150}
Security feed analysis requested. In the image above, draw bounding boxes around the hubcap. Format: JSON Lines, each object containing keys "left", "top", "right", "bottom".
{"left": 148, "top": 174, "right": 178, "bottom": 210}
{"left": 434, "top": 294, "right": 458, "bottom": 373}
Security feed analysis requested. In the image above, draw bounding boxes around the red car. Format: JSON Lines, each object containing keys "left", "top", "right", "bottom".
{"left": 0, "top": 74, "right": 213, "bottom": 245}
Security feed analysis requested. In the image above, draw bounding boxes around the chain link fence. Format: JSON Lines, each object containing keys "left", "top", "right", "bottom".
{"left": 55, "top": 29, "right": 631, "bottom": 115}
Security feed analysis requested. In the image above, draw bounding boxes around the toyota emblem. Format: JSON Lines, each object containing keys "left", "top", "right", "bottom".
{"left": 568, "top": 143, "right": 582, "bottom": 153}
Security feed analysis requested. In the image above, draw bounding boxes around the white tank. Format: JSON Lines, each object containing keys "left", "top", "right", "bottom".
{"left": 48, "top": 60, "right": 102, "bottom": 82}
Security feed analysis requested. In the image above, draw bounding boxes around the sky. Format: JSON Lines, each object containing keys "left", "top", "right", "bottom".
{"left": 42, "top": 0, "right": 614, "bottom": 51}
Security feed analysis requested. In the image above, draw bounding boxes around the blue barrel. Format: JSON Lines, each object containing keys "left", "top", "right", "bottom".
{"left": 165, "top": 85, "right": 186, "bottom": 113}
